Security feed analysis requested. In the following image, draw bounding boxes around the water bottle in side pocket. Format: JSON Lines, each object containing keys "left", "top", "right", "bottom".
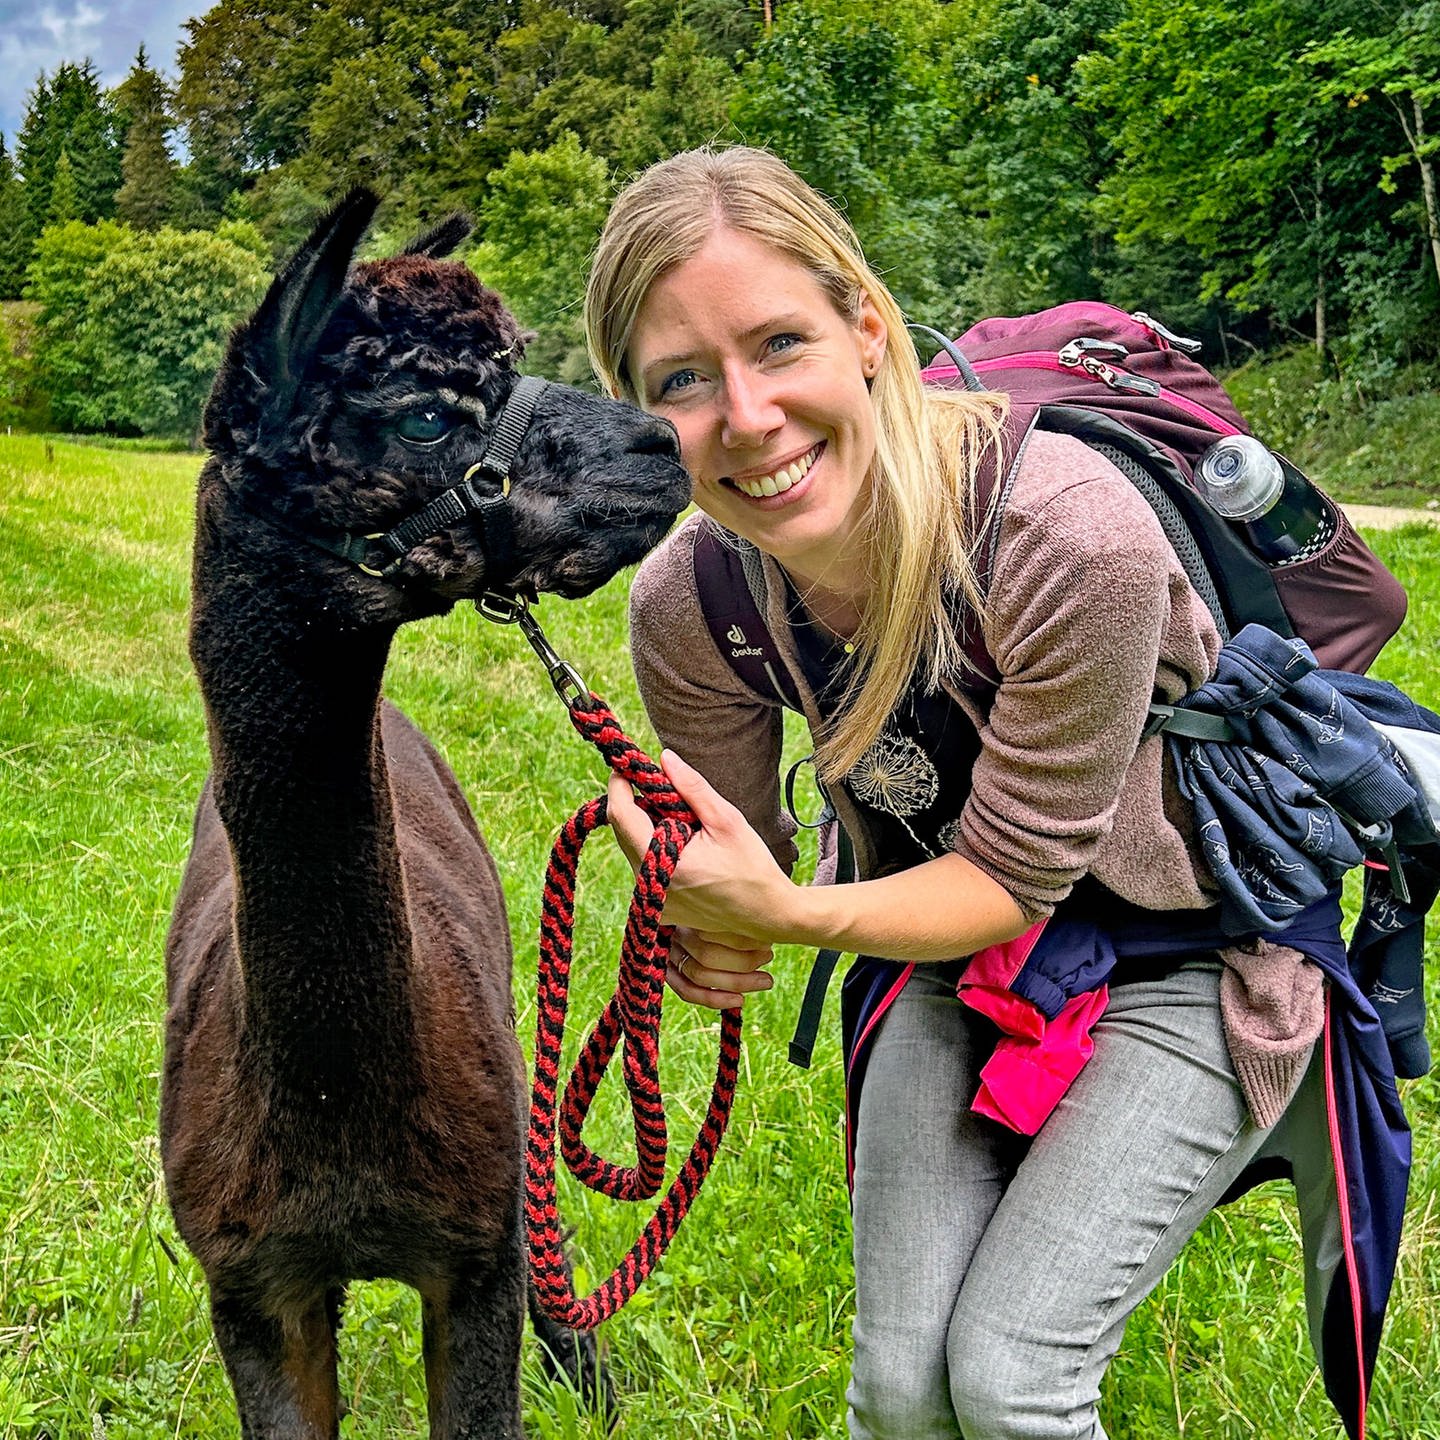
{"left": 1192, "top": 435, "right": 1334, "bottom": 566}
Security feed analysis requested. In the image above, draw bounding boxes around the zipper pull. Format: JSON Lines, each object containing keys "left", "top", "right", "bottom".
{"left": 1058, "top": 336, "right": 1129, "bottom": 366}
{"left": 1130, "top": 311, "right": 1203, "bottom": 356}
{"left": 1069, "top": 354, "right": 1162, "bottom": 396}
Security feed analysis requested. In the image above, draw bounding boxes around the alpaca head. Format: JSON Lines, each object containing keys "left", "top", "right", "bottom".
{"left": 201, "top": 190, "right": 688, "bottom": 613}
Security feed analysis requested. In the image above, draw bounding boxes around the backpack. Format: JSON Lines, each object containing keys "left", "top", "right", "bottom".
{"left": 689, "top": 300, "right": 1438, "bottom": 1071}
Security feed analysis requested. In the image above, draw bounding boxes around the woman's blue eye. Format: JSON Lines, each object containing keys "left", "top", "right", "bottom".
{"left": 658, "top": 369, "right": 698, "bottom": 399}
{"left": 395, "top": 409, "right": 455, "bottom": 444}
{"left": 767, "top": 333, "right": 803, "bottom": 355}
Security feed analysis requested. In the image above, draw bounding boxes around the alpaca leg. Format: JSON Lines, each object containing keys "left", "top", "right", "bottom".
{"left": 210, "top": 1282, "right": 343, "bottom": 1440}
{"left": 421, "top": 1252, "right": 526, "bottom": 1439}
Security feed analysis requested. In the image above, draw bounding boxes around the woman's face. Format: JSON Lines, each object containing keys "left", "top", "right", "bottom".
{"left": 627, "top": 227, "right": 887, "bottom": 590}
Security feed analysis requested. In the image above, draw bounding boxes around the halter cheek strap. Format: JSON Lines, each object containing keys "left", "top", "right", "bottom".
{"left": 302, "top": 373, "right": 549, "bottom": 580}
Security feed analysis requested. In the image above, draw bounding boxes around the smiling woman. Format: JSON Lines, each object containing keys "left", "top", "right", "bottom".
{"left": 580, "top": 145, "right": 1416, "bottom": 1440}
{"left": 625, "top": 229, "right": 885, "bottom": 601}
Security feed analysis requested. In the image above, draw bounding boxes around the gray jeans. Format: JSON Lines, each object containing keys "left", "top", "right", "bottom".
{"left": 847, "top": 960, "right": 1301, "bottom": 1440}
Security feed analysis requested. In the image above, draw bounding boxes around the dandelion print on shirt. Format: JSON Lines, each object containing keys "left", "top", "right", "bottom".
{"left": 848, "top": 729, "right": 941, "bottom": 855}
{"left": 783, "top": 578, "right": 982, "bottom": 872}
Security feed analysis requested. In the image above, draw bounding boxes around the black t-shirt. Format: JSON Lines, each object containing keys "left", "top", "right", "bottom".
{"left": 787, "top": 585, "right": 1202, "bottom": 984}
{"left": 785, "top": 584, "right": 982, "bottom": 877}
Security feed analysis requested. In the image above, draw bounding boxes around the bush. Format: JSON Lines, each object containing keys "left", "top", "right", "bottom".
{"left": 1220, "top": 346, "right": 1341, "bottom": 453}
{"left": 26, "top": 219, "right": 270, "bottom": 439}
{"left": 0, "top": 321, "right": 23, "bottom": 429}
{"left": 0, "top": 301, "right": 49, "bottom": 429}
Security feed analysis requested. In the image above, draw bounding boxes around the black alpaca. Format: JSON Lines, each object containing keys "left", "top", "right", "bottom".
{"left": 162, "top": 191, "right": 687, "bottom": 1438}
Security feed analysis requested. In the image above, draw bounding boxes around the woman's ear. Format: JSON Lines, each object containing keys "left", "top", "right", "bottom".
{"left": 856, "top": 294, "right": 888, "bottom": 378}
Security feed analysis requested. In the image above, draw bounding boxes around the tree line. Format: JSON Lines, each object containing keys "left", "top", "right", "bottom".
{"left": 1, "top": 0, "right": 1436, "bottom": 438}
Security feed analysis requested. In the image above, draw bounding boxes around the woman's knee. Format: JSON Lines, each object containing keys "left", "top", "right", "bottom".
{"left": 946, "top": 1313, "right": 1098, "bottom": 1440}
{"left": 850, "top": 1318, "right": 960, "bottom": 1440}
{"left": 848, "top": 1360, "right": 959, "bottom": 1440}
{"left": 947, "top": 1327, "right": 1017, "bottom": 1439}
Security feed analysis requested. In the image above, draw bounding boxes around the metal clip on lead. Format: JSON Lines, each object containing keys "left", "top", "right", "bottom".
{"left": 476, "top": 592, "right": 590, "bottom": 710}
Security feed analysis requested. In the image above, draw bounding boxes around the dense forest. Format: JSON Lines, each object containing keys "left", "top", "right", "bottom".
{"left": 1, "top": 0, "right": 1436, "bottom": 437}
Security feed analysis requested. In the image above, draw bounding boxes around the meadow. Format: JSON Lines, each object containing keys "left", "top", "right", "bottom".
{"left": 1, "top": 430, "right": 1438, "bottom": 1439}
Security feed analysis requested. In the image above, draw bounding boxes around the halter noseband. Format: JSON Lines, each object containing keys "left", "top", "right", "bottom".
{"left": 298, "top": 372, "right": 549, "bottom": 582}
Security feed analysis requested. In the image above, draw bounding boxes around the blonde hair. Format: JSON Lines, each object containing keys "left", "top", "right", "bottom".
{"left": 585, "top": 147, "right": 1007, "bottom": 781}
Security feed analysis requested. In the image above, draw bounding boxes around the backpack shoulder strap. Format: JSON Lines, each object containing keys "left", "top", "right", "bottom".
{"left": 691, "top": 520, "right": 803, "bottom": 709}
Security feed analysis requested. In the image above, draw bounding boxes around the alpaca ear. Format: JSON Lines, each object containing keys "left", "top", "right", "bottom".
{"left": 248, "top": 187, "right": 381, "bottom": 412}
{"left": 402, "top": 212, "right": 474, "bottom": 258}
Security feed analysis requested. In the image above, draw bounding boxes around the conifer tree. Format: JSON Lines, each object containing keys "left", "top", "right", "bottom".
{"left": 115, "top": 47, "right": 179, "bottom": 230}
{"left": 47, "top": 152, "right": 82, "bottom": 227}
{"left": 0, "top": 137, "right": 29, "bottom": 298}
{"left": 17, "top": 62, "right": 122, "bottom": 233}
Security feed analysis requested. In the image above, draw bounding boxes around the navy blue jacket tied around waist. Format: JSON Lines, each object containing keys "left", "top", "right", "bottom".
{"left": 1157, "top": 623, "right": 1440, "bottom": 939}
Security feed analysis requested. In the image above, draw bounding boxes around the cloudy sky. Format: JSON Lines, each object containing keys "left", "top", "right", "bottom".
{"left": 1, "top": 0, "right": 208, "bottom": 145}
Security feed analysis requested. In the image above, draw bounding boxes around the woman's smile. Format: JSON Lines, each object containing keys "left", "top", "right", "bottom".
{"left": 727, "top": 440, "right": 825, "bottom": 501}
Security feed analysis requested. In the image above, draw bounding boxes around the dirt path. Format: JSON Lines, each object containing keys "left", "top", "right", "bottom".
{"left": 1342, "top": 502, "right": 1440, "bottom": 530}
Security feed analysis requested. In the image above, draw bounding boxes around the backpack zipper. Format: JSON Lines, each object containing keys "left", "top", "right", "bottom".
{"left": 1130, "top": 311, "right": 1204, "bottom": 355}
{"left": 959, "top": 352, "right": 1242, "bottom": 434}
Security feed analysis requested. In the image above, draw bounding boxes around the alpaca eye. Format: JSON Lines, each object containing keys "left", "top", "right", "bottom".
{"left": 395, "top": 409, "right": 455, "bottom": 445}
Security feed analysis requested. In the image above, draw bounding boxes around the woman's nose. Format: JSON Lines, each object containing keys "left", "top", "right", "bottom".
{"left": 719, "top": 370, "right": 783, "bottom": 449}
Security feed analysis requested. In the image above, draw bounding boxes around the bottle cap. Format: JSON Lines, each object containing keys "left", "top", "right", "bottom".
{"left": 1193, "top": 436, "right": 1284, "bottom": 522}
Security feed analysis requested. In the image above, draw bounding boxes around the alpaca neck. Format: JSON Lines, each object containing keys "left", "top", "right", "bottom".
{"left": 193, "top": 501, "right": 418, "bottom": 1096}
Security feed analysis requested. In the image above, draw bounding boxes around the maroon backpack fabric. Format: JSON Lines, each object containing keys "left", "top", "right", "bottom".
{"left": 925, "top": 302, "right": 1407, "bottom": 675}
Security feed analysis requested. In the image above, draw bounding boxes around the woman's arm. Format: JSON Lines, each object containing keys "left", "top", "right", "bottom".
{"left": 608, "top": 750, "right": 1029, "bottom": 1009}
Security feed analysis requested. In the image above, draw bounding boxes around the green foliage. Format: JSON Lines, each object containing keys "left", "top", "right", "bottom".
{"left": 113, "top": 47, "right": 181, "bottom": 232}
{"left": 3, "top": 0, "right": 1438, "bottom": 410}
{"left": 734, "top": 0, "right": 930, "bottom": 232}
{"left": 0, "top": 302, "right": 46, "bottom": 429}
{"left": 1223, "top": 345, "right": 1440, "bottom": 505}
{"left": 45, "top": 151, "right": 82, "bottom": 228}
{"left": 1305, "top": 2, "right": 1440, "bottom": 365}
{"left": 470, "top": 135, "right": 612, "bottom": 382}
{"left": 607, "top": 20, "right": 740, "bottom": 174}
{"left": 732, "top": 0, "right": 977, "bottom": 323}
{"left": 1076, "top": 0, "right": 1436, "bottom": 354}
{"left": 1305, "top": 3, "right": 1440, "bottom": 201}
{"left": 0, "top": 321, "right": 24, "bottom": 428}
{"left": 0, "top": 139, "right": 29, "bottom": 300}
{"left": 25, "top": 221, "right": 270, "bottom": 438}
{"left": 935, "top": 0, "right": 1119, "bottom": 320}
{"left": 16, "top": 61, "right": 122, "bottom": 235}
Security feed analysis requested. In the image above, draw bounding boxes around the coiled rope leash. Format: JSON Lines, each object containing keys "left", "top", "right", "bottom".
{"left": 478, "top": 594, "right": 743, "bottom": 1329}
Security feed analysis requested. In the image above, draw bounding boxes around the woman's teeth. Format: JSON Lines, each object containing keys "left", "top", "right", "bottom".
{"left": 732, "top": 443, "right": 822, "bottom": 499}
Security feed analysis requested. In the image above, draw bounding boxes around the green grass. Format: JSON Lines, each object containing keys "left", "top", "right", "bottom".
{"left": 1, "top": 433, "right": 1437, "bottom": 1439}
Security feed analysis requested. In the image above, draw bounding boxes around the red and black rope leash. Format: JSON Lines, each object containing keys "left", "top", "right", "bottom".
{"left": 478, "top": 595, "right": 742, "bottom": 1329}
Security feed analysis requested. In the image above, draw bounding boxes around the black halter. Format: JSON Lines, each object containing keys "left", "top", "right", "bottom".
{"left": 298, "top": 373, "right": 548, "bottom": 582}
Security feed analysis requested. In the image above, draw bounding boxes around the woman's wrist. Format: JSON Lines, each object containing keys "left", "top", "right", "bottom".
{"left": 777, "top": 874, "right": 849, "bottom": 952}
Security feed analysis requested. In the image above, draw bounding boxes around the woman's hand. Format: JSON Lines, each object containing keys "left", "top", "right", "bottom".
{"left": 607, "top": 749, "right": 791, "bottom": 1009}
{"left": 666, "top": 926, "right": 774, "bottom": 1011}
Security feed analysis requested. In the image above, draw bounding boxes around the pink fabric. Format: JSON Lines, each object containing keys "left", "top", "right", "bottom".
{"left": 963, "top": 921, "right": 1048, "bottom": 991}
{"left": 970, "top": 985, "right": 1111, "bottom": 1135}
{"left": 959, "top": 984, "right": 1047, "bottom": 1041}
